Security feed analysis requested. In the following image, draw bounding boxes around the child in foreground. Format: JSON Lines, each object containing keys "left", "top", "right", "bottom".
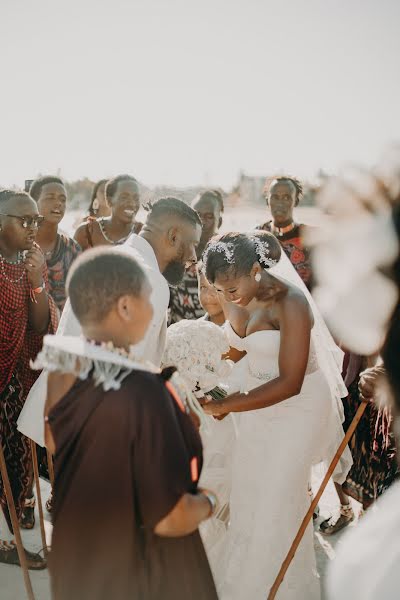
{"left": 41, "top": 247, "right": 218, "bottom": 600}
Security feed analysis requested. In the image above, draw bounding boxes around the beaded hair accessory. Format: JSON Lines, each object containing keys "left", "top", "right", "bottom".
{"left": 202, "top": 240, "right": 235, "bottom": 266}
{"left": 251, "top": 236, "right": 278, "bottom": 269}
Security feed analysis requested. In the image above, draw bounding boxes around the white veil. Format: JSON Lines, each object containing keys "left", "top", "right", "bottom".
{"left": 267, "top": 250, "right": 353, "bottom": 483}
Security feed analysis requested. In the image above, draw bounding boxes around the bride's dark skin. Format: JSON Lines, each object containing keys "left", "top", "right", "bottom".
{"left": 203, "top": 238, "right": 314, "bottom": 417}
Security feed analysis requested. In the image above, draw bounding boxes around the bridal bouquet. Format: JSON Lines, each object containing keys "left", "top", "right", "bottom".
{"left": 162, "top": 319, "right": 233, "bottom": 402}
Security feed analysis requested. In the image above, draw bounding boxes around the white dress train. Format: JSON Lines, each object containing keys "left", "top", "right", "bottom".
{"left": 211, "top": 323, "right": 334, "bottom": 600}
{"left": 199, "top": 414, "right": 236, "bottom": 570}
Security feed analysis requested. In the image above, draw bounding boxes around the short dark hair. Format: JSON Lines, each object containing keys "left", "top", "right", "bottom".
{"left": 264, "top": 176, "right": 303, "bottom": 206}
{"left": 105, "top": 174, "right": 139, "bottom": 201}
{"left": 0, "top": 189, "right": 33, "bottom": 208}
{"left": 29, "top": 176, "right": 65, "bottom": 201}
{"left": 89, "top": 178, "right": 108, "bottom": 216}
{"left": 203, "top": 230, "right": 282, "bottom": 283}
{"left": 67, "top": 247, "right": 147, "bottom": 324}
{"left": 145, "top": 196, "right": 202, "bottom": 228}
{"left": 193, "top": 189, "right": 224, "bottom": 213}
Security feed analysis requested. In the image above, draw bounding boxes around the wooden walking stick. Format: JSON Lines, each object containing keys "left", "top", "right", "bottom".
{"left": 31, "top": 440, "right": 48, "bottom": 558}
{"left": 0, "top": 444, "right": 35, "bottom": 600}
{"left": 268, "top": 400, "right": 368, "bottom": 600}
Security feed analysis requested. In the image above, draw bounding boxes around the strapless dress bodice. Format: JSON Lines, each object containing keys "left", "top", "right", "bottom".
{"left": 224, "top": 321, "right": 318, "bottom": 385}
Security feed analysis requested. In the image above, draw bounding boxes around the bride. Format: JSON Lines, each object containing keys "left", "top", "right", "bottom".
{"left": 201, "top": 231, "right": 352, "bottom": 600}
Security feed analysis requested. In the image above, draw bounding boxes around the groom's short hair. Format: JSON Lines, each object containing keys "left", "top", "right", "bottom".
{"left": 144, "top": 197, "right": 202, "bottom": 228}
{"left": 67, "top": 247, "right": 147, "bottom": 324}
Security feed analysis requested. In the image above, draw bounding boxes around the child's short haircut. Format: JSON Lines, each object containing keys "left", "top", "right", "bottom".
{"left": 67, "top": 247, "right": 147, "bottom": 324}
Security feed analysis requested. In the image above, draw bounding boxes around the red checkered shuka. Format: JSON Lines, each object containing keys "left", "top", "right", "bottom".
{"left": 0, "top": 261, "right": 58, "bottom": 395}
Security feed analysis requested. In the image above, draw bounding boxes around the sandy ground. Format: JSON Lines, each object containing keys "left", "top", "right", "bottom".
{"left": 0, "top": 473, "right": 362, "bottom": 600}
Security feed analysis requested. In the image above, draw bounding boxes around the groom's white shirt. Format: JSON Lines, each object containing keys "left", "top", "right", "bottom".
{"left": 18, "top": 233, "right": 170, "bottom": 446}
{"left": 123, "top": 233, "right": 169, "bottom": 366}
{"left": 55, "top": 234, "right": 169, "bottom": 365}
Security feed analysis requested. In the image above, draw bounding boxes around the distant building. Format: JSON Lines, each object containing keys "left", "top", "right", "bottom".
{"left": 142, "top": 185, "right": 204, "bottom": 205}
{"left": 236, "top": 173, "right": 266, "bottom": 206}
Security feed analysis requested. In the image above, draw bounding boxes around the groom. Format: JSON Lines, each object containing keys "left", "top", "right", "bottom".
{"left": 125, "top": 196, "right": 202, "bottom": 365}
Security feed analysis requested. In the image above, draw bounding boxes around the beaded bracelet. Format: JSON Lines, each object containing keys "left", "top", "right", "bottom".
{"left": 30, "top": 284, "right": 45, "bottom": 303}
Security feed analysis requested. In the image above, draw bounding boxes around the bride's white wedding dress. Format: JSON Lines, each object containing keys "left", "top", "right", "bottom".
{"left": 211, "top": 322, "right": 340, "bottom": 600}
{"left": 201, "top": 254, "right": 352, "bottom": 599}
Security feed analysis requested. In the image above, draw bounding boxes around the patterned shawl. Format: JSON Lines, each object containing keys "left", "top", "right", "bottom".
{"left": 0, "top": 260, "right": 58, "bottom": 395}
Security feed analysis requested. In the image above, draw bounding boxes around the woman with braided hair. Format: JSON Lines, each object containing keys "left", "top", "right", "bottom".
{"left": 0, "top": 189, "right": 58, "bottom": 569}
{"left": 256, "top": 176, "right": 314, "bottom": 290}
{"left": 201, "top": 230, "right": 351, "bottom": 600}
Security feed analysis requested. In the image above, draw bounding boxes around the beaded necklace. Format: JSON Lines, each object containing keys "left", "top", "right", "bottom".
{"left": 86, "top": 338, "right": 138, "bottom": 361}
{"left": 271, "top": 222, "right": 296, "bottom": 237}
{"left": 0, "top": 252, "right": 26, "bottom": 284}
{"left": 98, "top": 218, "right": 134, "bottom": 245}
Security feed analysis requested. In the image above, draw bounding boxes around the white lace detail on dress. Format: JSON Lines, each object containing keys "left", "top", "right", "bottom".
{"left": 248, "top": 367, "right": 275, "bottom": 381}
{"left": 248, "top": 341, "right": 318, "bottom": 382}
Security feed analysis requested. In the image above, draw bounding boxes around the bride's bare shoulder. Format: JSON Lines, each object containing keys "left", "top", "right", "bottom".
{"left": 279, "top": 285, "right": 314, "bottom": 325}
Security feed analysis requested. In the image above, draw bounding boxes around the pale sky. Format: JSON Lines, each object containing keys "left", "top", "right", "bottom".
{"left": 1, "top": 0, "right": 399, "bottom": 190}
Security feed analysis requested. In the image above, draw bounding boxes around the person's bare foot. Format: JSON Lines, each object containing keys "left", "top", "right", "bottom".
{"left": 46, "top": 492, "right": 53, "bottom": 514}
{"left": 20, "top": 496, "right": 35, "bottom": 529}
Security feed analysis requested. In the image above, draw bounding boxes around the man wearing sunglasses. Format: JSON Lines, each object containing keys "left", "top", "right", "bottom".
{"left": 0, "top": 211, "right": 46, "bottom": 298}
{"left": 0, "top": 189, "right": 58, "bottom": 570}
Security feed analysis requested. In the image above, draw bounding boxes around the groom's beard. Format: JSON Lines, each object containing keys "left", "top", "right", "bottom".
{"left": 163, "top": 260, "right": 186, "bottom": 286}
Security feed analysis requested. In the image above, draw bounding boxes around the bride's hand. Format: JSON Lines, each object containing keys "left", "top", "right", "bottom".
{"left": 198, "top": 394, "right": 212, "bottom": 406}
{"left": 203, "top": 399, "right": 227, "bottom": 417}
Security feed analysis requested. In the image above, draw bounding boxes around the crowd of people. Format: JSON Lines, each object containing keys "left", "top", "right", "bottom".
{"left": 0, "top": 169, "right": 399, "bottom": 599}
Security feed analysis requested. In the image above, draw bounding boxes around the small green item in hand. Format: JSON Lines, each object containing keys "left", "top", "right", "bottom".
{"left": 207, "top": 386, "right": 227, "bottom": 401}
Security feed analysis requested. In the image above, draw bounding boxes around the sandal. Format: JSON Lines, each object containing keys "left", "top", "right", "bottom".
{"left": 0, "top": 541, "right": 47, "bottom": 570}
{"left": 20, "top": 496, "right": 35, "bottom": 530}
{"left": 320, "top": 504, "right": 354, "bottom": 535}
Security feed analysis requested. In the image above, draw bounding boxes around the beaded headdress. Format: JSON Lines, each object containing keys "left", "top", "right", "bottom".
{"left": 202, "top": 236, "right": 278, "bottom": 270}
{"left": 202, "top": 240, "right": 235, "bottom": 266}
{"left": 251, "top": 236, "right": 278, "bottom": 269}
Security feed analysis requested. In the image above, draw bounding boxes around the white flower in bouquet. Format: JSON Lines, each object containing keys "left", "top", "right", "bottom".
{"left": 162, "top": 319, "right": 233, "bottom": 401}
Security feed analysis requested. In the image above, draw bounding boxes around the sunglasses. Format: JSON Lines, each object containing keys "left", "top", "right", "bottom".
{"left": 0, "top": 213, "right": 45, "bottom": 228}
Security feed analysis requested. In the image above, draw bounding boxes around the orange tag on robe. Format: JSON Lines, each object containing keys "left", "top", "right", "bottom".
{"left": 190, "top": 457, "right": 199, "bottom": 483}
{"left": 165, "top": 380, "right": 186, "bottom": 413}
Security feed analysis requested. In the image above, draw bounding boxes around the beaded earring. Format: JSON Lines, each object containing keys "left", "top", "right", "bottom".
{"left": 255, "top": 273, "right": 261, "bottom": 282}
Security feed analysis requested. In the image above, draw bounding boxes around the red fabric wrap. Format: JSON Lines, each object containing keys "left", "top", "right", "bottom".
{"left": 0, "top": 261, "right": 58, "bottom": 395}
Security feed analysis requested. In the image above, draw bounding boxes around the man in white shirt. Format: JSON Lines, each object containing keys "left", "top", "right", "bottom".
{"left": 18, "top": 197, "right": 202, "bottom": 446}
{"left": 124, "top": 197, "right": 202, "bottom": 365}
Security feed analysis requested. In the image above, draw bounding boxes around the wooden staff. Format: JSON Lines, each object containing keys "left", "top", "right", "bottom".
{"left": 268, "top": 400, "right": 368, "bottom": 600}
{"left": 0, "top": 444, "right": 35, "bottom": 600}
{"left": 30, "top": 440, "right": 48, "bottom": 558}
